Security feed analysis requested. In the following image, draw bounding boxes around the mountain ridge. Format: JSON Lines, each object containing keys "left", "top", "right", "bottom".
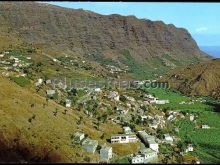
{"left": 0, "top": 2, "right": 211, "bottom": 67}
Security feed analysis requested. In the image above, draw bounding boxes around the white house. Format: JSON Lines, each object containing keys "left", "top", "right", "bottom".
{"left": 0, "top": 54, "right": 4, "bottom": 58}
{"left": 72, "top": 132, "right": 85, "bottom": 143}
{"left": 164, "top": 134, "right": 173, "bottom": 143}
{"left": 155, "top": 100, "right": 169, "bottom": 104}
{"left": 94, "top": 88, "right": 102, "bottom": 92}
{"left": 190, "top": 114, "right": 194, "bottom": 121}
{"left": 65, "top": 99, "right": 72, "bottom": 107}
{"left": 108, "top": 91, "right": 120, "bottom": 101}
{"left": 35, "top": 78, "right": 44, "bottom": 87}
{"left": 111, "top": 134, "right": 138, "bottom": 143}
{"left": 141, "top": 115, "right": 148, "bottom": 121}
{"left": 81, "top": 138, "right": 98, "bottom": 154}
{"left": 201, "top": 125, "right": 210, "bottom": 129}
{"left": 167, "top": 114, "right": 175, "bottom": 121}
{"left": 141, "top": 148, "right": 158, "bottom": 163}
{"left": 131, "top": 148, "right": 158, "bottom": 164}
{"left": 100, "top": 144, "right": 113, "bottom": 162}
{"left": 138, "top": 131, "right": 159, "bottom": 152}
{"left": 123, "top": 126, "right": 132, "bottom": 134}
{"left": 116, "top": 106, "right": 129, "bottom": 115}
{"left": 185, "top": 144, "right": 194, "bottom": 152}
{"left": 46, "top": 79, "right": 52, "bottom": 84}
{"left": 46, "top": 90, "right": 56, "bottom": 97}
{"left": 131, "top": 154, "right": 144, "bottom": 164}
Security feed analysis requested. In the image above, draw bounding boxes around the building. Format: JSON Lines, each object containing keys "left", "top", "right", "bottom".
{"left": 35, "top": 78, "right": 44, "bottom": 87}
{"left": 46, "top": 79, "right": 52, "bottom": 84}
{"left": 46, "top": 90, "right": 56, "bottom": 97}
{"left": 141, "top": 116, "right": 148, "bottom": 121}
{"left": 138, "top": 131, "right": 159, "bottom": 152}
{"left": 190, "top": 114, "right": 194, "bottom": 121}
{"left": 94, "top": 88, "right": 102, "bottom": 92}
{"left": 108, "top": 91, "right": 120, "bottom": 101}
{"left": 131, "top": 154, "right": 144, "bottom": 164}
{"left": 201, "top": 125, "right": 210, "bottom": 129}
{"left": 131, "top": 148, "right": 158, "bottom": 164}
{"left": 100, "top": 144, "right": 113, "bottom": 162}
{"left": 116, "top": 106, "right": 129, "bottom": 115}
{"left": 111, "top": 134, "right": 138, "bottom": 143}
{"left": 186, "top": 144, "right": 194, "bottom": 152}
{"left": 72, "top": 132, "right": 85, "bottom": 143}
{"left": 81, "top": 138, "right": 98, "bottom": 154}
{"left": 141, "top": 148, "right": 158, "bottom": 163}
{"left": 155, "top": 100, "right": 169, "bottom": 104}
{"left": 65, "top": 99, "right": 72, "bottom": 107}
{"left": 164, "top": 134, "right": 173, "bottom": 143}
{"left": 123, "top": 126, "right": 133, "bottom": 134}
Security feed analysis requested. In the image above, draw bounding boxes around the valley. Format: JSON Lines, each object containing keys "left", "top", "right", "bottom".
{"left": 0, "top": 1, "right": 219, "bottom": 164}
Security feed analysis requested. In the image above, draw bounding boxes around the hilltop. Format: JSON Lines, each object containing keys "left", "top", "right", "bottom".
{"left": 161, "top": 59, "right": 220, "bottom": 100}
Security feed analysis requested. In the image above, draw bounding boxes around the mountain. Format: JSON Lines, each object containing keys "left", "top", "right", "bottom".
{"left": 161, "top": 59, "right": 220, "bottom": 100}
{"left": 199, "top": 46, "right": 220, "bottom": 58}
{"left": 0, "top": 2, "right": 211, "bottom": 79}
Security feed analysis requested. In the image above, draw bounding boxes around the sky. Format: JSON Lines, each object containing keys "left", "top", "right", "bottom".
{"left": 45, "top": 2, "right": 220, "bottom": 56}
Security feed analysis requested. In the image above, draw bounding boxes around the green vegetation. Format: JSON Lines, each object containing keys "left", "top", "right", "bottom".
{"left": 8, "top": 49, "right": 32, "bottom": 63}
{"left": 119, "top": 49, "right": 170, "bottom": 80}
{"left": 141, "top": 87, "right": 212, "bottom": 112}
{"left": 163, "top": 52, "right": 181, "bottom": 66}
{"left": 115, "top": 157, "right": 130, "bottom": 164}
{"left": 176, "top": 111, "right": 220, "bottom": 163}
{"left": 141, "top": 86, "right": 220, "bottom": 163}
{"left": 11, "top": 76, "right": 31, "bottom": 87}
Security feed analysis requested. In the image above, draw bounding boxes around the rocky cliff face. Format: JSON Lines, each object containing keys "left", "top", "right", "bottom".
{"left": 0, "top": 2, "right": 210, "bottom": 64}
{"left": 0, "top": 2, "right": 212, "bottom": 80}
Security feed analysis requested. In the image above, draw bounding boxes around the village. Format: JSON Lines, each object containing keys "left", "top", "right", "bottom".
{"left": 0, "top": 49, "right": 211, "bottom": 164}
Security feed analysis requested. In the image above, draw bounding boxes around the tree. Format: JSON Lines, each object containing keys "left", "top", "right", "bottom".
{"left": 177, "top": 140, "right": 186, "bottom": 151}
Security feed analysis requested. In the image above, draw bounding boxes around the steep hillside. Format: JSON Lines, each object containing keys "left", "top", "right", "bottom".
{"left": 161, "top": 59, "right": 220, "bottom": 100}
{"left": 0, "top": 75, "right": 124, "bottom": 163}
{"left": 0, "top": 2, "right": 211, "bottom": 79}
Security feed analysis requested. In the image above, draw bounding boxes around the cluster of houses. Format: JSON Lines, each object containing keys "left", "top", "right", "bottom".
{"left": 144, "top": 94, "right": 169, "bottom": 105}
{"left": 72, "top": 132, "right": 113, "bottom": 163}
{"left": 128, "top": 130, "right": 159, "bottom": 164}
{"left": 109, "top": 127, "right": 159, "bottom": 164}
{"left": 0, "top": 51, "right": 32, "bottom": 77}
{"left": 105, "top": 65, "right": 127, "bottom": 74}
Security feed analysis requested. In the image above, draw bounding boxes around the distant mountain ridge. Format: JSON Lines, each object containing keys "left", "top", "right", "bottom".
{"left": 0, "top": 2, "right": 211, "bottom": 79}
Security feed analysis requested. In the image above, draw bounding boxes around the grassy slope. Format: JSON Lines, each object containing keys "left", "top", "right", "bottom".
{"left": 0, "top": 75, "right": 139, "bottom": 162}
{"left": 176, "top": 112, "right": 220, "bottom": 164}
{"left": 0, "top": 76, "right": 91, "bottom": 162}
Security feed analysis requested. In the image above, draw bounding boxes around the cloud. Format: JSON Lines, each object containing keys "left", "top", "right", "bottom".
{"left": 195, "top": 27, "right": 208, "bottom": 33}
